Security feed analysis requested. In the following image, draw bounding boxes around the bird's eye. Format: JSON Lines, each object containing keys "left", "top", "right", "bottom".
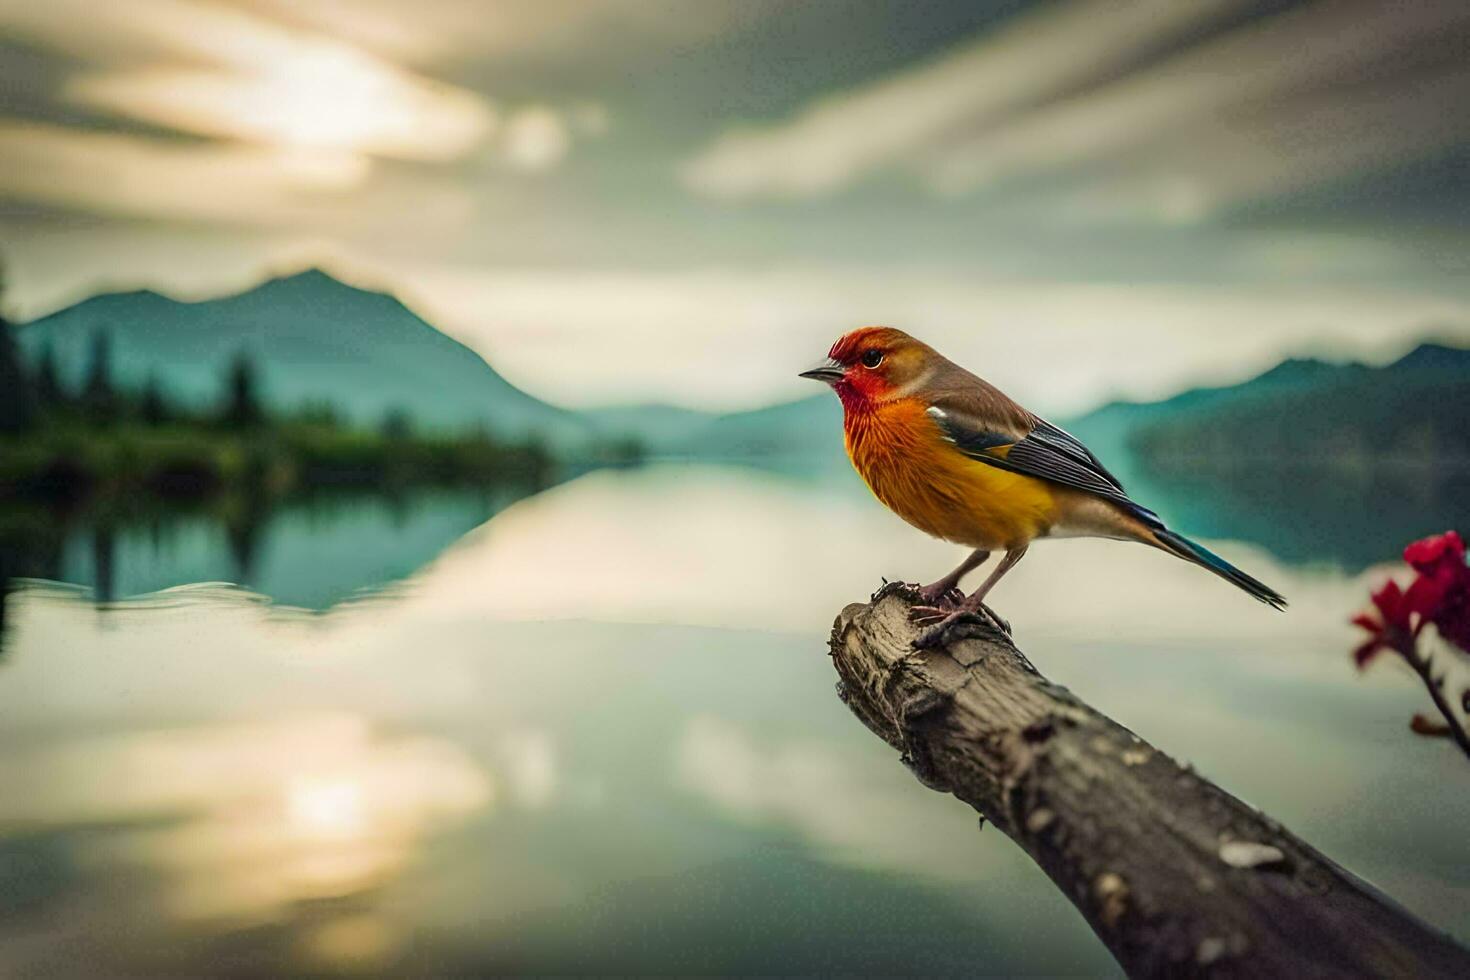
{"left": 860, "top": 349, "right": 884, "bottom": 368}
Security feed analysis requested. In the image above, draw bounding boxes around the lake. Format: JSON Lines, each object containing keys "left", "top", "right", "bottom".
{"left": 1, "top": 461, "right": 1467, "bottom": 976}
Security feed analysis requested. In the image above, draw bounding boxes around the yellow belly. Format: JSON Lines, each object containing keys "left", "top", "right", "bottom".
{"left": 846, "top": 400, "right": 1057, "bottom": 550}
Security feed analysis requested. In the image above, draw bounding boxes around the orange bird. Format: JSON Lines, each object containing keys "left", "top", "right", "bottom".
{"left": 801, "top": 327, "right": 1285, "bottom": 639}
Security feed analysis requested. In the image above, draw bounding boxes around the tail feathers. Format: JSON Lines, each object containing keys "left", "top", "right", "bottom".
{"left": 1152, "top": 527, "right": 1287, "bottom": 610}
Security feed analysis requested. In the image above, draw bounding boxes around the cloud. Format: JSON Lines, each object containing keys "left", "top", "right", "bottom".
{"left": 0, "top": 0, "right": 622, "bottom": 239}
{"left": 501, "top": 106, "right": 571, "bottom": 172}
{"left": 236, "top": 0, "right": 771, "bottom": 69}
{"left": 680, "top": 0, "right": 1252, "bottom": 200}
{"left": 0, "top": 121, "right": 364, "bottom": 218}
{"left": 918, "top": 0, "right": 1470, "bottom": 216}
{"left": 681, "top": 0, "right": 1470, "bottom": 221}
{"left": 0, "top": 120, "right": 482, "bottom": 233}
{"left": 2, "top": 0, "right": 494, "bottom": 162}
{"left": 66, "top": 59, "right": 492, "bottom": 163}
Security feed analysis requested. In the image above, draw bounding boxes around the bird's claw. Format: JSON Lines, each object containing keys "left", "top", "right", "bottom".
{"left": 911, "top": 602, "right": 1012, "bottom": 649}
{"left": 908, "top": 604, "right": 952, "bottom": 625}
{"left": 914, "top": 583, "right": 965, "bottom": 607}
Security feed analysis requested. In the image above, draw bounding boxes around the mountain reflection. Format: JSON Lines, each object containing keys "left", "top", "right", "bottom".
{"left": 2, "top": 448, "right": 1465, "bottom": 640}
{"left": 1124, "top": 461, "right": 1470, "bottom": 572}
{"left": 0, "top": 483, "right": 542, "bottom": 620}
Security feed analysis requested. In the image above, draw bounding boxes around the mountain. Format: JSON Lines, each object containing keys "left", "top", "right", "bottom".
{"left": 590, "top": 394, "right": 847, "bottom": 467}
{"left": 1067, "top": 342, "right": 1470, "bottom": 466}
{"left": 17, "top": 269, "right": 588, "bottom": 445}
{"left": 662, "top": 344, "right": 1470, "bottom": 466}
{"left": 1065, "top": 342, "right": 1470, "bottom": 569}
{"left": 17, "top": 269, "right": 850, "bottom": 458}
{"left": 582, "top": 402, "right": 716, "bottom": 447}
{"left": 1060, "top": 354, "right": 1380, "bottom": 473}
{"left": 683, "top": 395, "right": 840, "bottom": 459}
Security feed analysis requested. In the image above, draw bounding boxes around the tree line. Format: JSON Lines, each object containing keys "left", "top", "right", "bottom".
{"left": 0, "top": 304, "right": 562, "bottom": 501}
{"left": 1, "top": 317, "right": 269, "bottom": 435}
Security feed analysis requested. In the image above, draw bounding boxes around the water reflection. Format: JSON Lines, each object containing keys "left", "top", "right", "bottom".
{"left": 0, "top": 463, "right": 1467, "bottom": 976}
{"left": 1127, "top": 461, "right": 1470, "bottom": 572}
{"left": 5, "top": 714, "right": 491, "bottom": 920}
{"left": 0, "top": 484, "right": 534, "bottom": 614}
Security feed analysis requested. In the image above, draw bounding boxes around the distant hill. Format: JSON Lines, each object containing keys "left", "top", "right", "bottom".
{"left": 624, "top": 342, "right": 1470, "bottom": 470}
{"left": 662, "top": 343, "right": 1470, "bottom": 467}
{"left": 680, "top": 395, "right": 843, "bottom": 462}
{"left": 21, "top": 269, "right": 1468, "bottom": 492}
{"left": 17, "top": 269, "right": 853, "bottom": 459}
{"left": 582, "top": 402, "right": 716, "bottom": 447}
{"left": 1064, "top": 342, "right": 1470, "bottom": 569}
{"left": 1060, "top": 355, "right": 1377, "bottom": 474}
{"left": 1067, "top": 343, "right": 1470, "bottom": 467}
{"left": 17, "top": 269, "right": 589, "bottom": 445}
{"left": 579, "top": 393, "right": 845, "bottom": 465}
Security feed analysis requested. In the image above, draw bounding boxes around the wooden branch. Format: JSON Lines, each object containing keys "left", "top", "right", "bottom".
{"left": 828, "top": 583, "right": 1470, "bottom": 979}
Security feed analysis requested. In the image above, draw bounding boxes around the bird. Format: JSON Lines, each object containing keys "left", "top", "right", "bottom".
{"left": 800, "top": 326, "right": 1285, "bottom": 641}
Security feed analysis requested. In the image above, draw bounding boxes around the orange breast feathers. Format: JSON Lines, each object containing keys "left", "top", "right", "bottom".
{"left": 844, "top": 399, "right": 1060, "bottom": 550}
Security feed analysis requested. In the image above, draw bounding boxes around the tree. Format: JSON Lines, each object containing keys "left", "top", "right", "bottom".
{"left": 33, "top": 340, "right": 65, "bottom": 411}
{"left": 296, "top": 400, "right": 342, "bottom": 428}
{"left": 381, "top": 406, "right": 414, "bottom": 440}
{"left": 0, "top": 321, "right": 35, "bottom": 435}
{"left": 0, "top": 270, "right": 36, "bottom": 434}
{"left": 82, "top": 327, "right": 116, "bottom": 423}
{"left": 140, "top": 374, "right": 171, "bottom": 426}
{"left": 222, "top": 349, "right": 264, "bottom": 428}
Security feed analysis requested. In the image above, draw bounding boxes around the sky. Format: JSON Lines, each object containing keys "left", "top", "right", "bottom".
{"left": 1, "top": 0, "right": 1469, "bottom": 414}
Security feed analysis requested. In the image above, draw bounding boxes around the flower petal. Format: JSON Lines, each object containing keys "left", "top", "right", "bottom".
{"left": 1405, "top": 530, "right": 1466, "bottom": 573}
{"left": 1353, "top": 638, "right": 1385, "bottom": 668}
{"left": 1409, "top": 713, "right": 1453, "bottom": 737}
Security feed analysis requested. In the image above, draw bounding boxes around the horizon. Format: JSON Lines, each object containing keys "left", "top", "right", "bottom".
{"left": 13, "top": 260, "right": 1470, "bottom": 420}
{"left": 14, "top": 260, "right": 1470, "bottom": 417}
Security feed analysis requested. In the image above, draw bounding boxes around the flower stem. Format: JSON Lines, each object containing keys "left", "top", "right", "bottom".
{"left": 1406, "top": 644, "right": 1470, "bottom": 762}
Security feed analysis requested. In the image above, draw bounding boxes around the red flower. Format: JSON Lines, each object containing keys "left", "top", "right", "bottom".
{"left": 1355, "top": 531, "right": 1470, "bottom": 759}
{"left": 1404, "top": 530, "right": 1465, "bottom": 573}
{"left": 1352, "top": 532, "right": 1470, "bottom": 667}
{"left": 1403, "top": 531, "right": 1470, "bottom": 651}
{"left": 1353, "top": 579, "right": 1412, "bottom": 667}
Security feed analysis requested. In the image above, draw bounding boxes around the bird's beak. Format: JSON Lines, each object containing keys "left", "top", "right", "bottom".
{"left": 799, "top": 359, "right": 845, "bottom": 384}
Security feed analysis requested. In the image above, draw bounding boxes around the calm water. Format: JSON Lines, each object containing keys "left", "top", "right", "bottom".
{"left": 1, "top": 463, "right": 1468, "bottom": 976}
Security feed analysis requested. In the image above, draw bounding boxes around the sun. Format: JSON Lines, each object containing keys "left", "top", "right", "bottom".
{"left": 67, "top": 40, "right": 490, "bottom": 164}
{"left": 287, "top": 775, "right": 366, "bottom": 838}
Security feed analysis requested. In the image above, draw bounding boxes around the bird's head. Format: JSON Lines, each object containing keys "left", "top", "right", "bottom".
{"left": 799, "top": 326, "right": 933, "bottom": 410}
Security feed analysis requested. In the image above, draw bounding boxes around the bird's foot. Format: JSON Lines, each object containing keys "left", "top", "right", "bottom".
{"left": 909, "top": 603, "right": 955, "bottom": 625}
{"left": 910, "top": 601, "right": 1011, "bottom": 648}
{"left": 914, "top": 581, "right": 965, "bottom": 607}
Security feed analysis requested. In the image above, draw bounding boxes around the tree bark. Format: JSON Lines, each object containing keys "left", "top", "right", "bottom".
{"left": 828, "top": 583, "right": 1470, "bottom": 978}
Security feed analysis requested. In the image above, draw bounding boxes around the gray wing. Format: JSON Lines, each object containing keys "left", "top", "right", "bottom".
{"left": 926, "top": 405, "right": 1156, "bottom": 521}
